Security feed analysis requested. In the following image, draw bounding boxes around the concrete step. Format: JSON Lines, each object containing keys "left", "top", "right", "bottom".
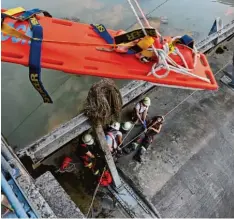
{"left": 35, "top": 171, "right": 85, "bottom": 218}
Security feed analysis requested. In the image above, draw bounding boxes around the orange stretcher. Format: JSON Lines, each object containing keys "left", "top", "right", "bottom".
{"left": 1, "top": 8, "right": 218, "bottom": 93}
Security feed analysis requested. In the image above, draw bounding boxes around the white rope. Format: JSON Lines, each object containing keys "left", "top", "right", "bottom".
{"left": 126, "top": 0, "right": 159, "bottom": 58}
{"left": 121, "top": 61, "right": 230, "bottom": 150}
{"left": 86, "top": 167, "right": 106, "bottom": 218}
{"left": 119, "top": 121, "right": 137, "bottom": 148}
{"left": 55, "top": 162, "right": 79, "bottom": 173}
{"left": 126, "top": 0, "right": 209, "bottom": 84}
{"left": 132, "top": 0, "right": 161, "bottom": 37}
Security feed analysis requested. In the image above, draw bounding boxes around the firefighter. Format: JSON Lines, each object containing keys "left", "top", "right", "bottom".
{"left": 105, "top": 122, "right": 123, "bottom": 154}
{"left": 121, "top": 121, "right": 134, "bottom": 133}
{"left": 132, "top": 97, "right": 151, "bottom": 128}
{"left": 133, "top": 116, "right": 164, "bottom": 163}
{"left": 76, "top": 133, "right": 99, "bottom": 175}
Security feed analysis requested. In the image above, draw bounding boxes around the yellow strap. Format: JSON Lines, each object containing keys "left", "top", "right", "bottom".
{"left": 137, "top": 36, "right": 154, "bottom": 50}
{"left": 3, "top": 7, "right": 25, "bottom": 16}
{"left": 168, "top": 42, "right": 175, "bottom": 54}
{"left": 141, "top": 50, "right": 154, "bottom": 58}
{"left": 93, "top": 169, "right": 100, "bottom": 175}
{"left": 2, "top": 22, "right": 118, "bottom": 48}
{"left": 1, "top": 23, "right": 33, "bottom": 41}
{"left": 85, "top": 163, "right": 93, "bottom": 168}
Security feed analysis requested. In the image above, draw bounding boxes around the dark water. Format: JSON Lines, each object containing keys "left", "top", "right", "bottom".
{"left": 1, "top": 0, "right": 234, "bottom": 149}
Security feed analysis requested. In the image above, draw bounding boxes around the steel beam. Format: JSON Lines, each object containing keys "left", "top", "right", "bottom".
{"left": 16, "top": 20, "right": 234, "bottom": 164}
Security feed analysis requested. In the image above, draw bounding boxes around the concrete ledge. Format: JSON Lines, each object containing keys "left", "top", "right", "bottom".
{"left": 35, "top": 171, "right": 85, "bottom": 218}
{"left": 1, "top": 138, "right": 56, "bottom": 218}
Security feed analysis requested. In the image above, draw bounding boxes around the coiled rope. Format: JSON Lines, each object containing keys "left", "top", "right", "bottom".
{"left": 127, "top": 0, "right": 210, "bottom": 83}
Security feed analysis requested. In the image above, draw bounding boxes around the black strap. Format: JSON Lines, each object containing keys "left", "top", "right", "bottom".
{"left": 114, "top": 28, "right": 157, "bottom": 44}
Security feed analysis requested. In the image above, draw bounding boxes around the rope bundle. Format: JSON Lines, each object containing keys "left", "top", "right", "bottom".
{"left": 84, "top": 79, "right": 123, "bottom": 126}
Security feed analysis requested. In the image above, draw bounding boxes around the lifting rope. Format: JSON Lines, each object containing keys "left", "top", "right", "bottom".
{"left": 86, "top": 167, "right": 106, "bottom": 218}
{"left": 126, "top": 0, "right": 210, "bottom": 83}
{"left": 120, "top": 61, "right": 231, "bottom": 152}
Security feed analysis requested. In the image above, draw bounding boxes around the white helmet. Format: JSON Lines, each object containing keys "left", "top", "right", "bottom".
{"left": 143, "top": 97, "right": 151, "bottom": 106}
{"left": 82, "top": 134, "right": 94, "bottom": 145}
{"left": 121, "top": 121, "right": 133, "bottom": 131}
{"left": 110, "top": 122, "right": 120, "bottom": 131}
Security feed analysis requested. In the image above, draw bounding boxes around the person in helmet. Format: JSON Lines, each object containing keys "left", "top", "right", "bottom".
{"left": 121, "top": 121, "right": 133, "bottom": 133}
{"left": 105, "top": 122, "right": 123, "bottom": 153}
{"left": 76, "top": 133, "right": 99, "bottom": 175}
{"left": 132, "top": 97, "right": 151, "bottom": 128}
{"left": 133, "top": 116, "right": 164, "bottom": 163}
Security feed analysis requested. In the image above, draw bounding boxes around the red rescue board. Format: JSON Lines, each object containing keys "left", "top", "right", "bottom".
{"left": 1, "top": 9, "right": 218, "bottom": 90}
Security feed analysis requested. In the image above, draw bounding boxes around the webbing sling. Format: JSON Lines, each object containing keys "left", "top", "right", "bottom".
{"left": 1, "top": 8, "right": 52, "bottom": 22}
{"left": 114, "top": 28, "right": 157, "bottom": 44}
{"left": 91, "top": 24, "right": 157, "bottom": 55}
{"left": 19, "top": 8, "right": 52, "bottom": 20}
{"left": 90, "top": 24, "right": 114, "bottom": 44}
{"left": 91, "top": 24, "right": 135, "bottom": 55}
{"left": 178, "top": 34, "right": 194, "bottom": 49}
{"left": 1, "top": 7, "right": 25, "bottom": 24}
{"left": 2, "top": 7, "right": 25, "bottom": 15}
{"left": 28, "top": 16, "right": 53, "bottom": 103}
{"left": 2, "top": 22, "right": 117, "bottom": 47}
{"left": 2, "top": 8, "right": 53, "bottom": 103}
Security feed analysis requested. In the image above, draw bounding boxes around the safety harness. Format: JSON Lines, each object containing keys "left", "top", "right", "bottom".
{"left": 106, "top": 132, "right": 117, "bottom": 151}
{"left": 91, "top": 23, "right": 158, "bottom": 58}
{"left": 91, "top": 23, "right": 197, "bottom": 63}
{"left": 2, "top": 7, "right": 53, "bottom": 103}
{"left": 90, "top": 0, "right": 211, "bottom": 84}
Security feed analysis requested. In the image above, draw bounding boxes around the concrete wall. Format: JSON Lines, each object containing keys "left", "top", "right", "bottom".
{"left": 118, "top": 38, "right": 234, "bottom": 217}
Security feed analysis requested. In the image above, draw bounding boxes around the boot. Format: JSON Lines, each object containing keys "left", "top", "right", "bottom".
{"left": 133, "top": 146, "right": 146, "bottom": 163}
{"left": 123, "top": 142, "right": 139, "bottom": 155}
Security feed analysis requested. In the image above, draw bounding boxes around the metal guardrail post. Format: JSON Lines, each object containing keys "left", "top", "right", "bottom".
{"left": 1, "top": 155, "right": 19, "bottom": 177}
{"left": 1, "top": 173, "right": 28, "bottom": 218}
